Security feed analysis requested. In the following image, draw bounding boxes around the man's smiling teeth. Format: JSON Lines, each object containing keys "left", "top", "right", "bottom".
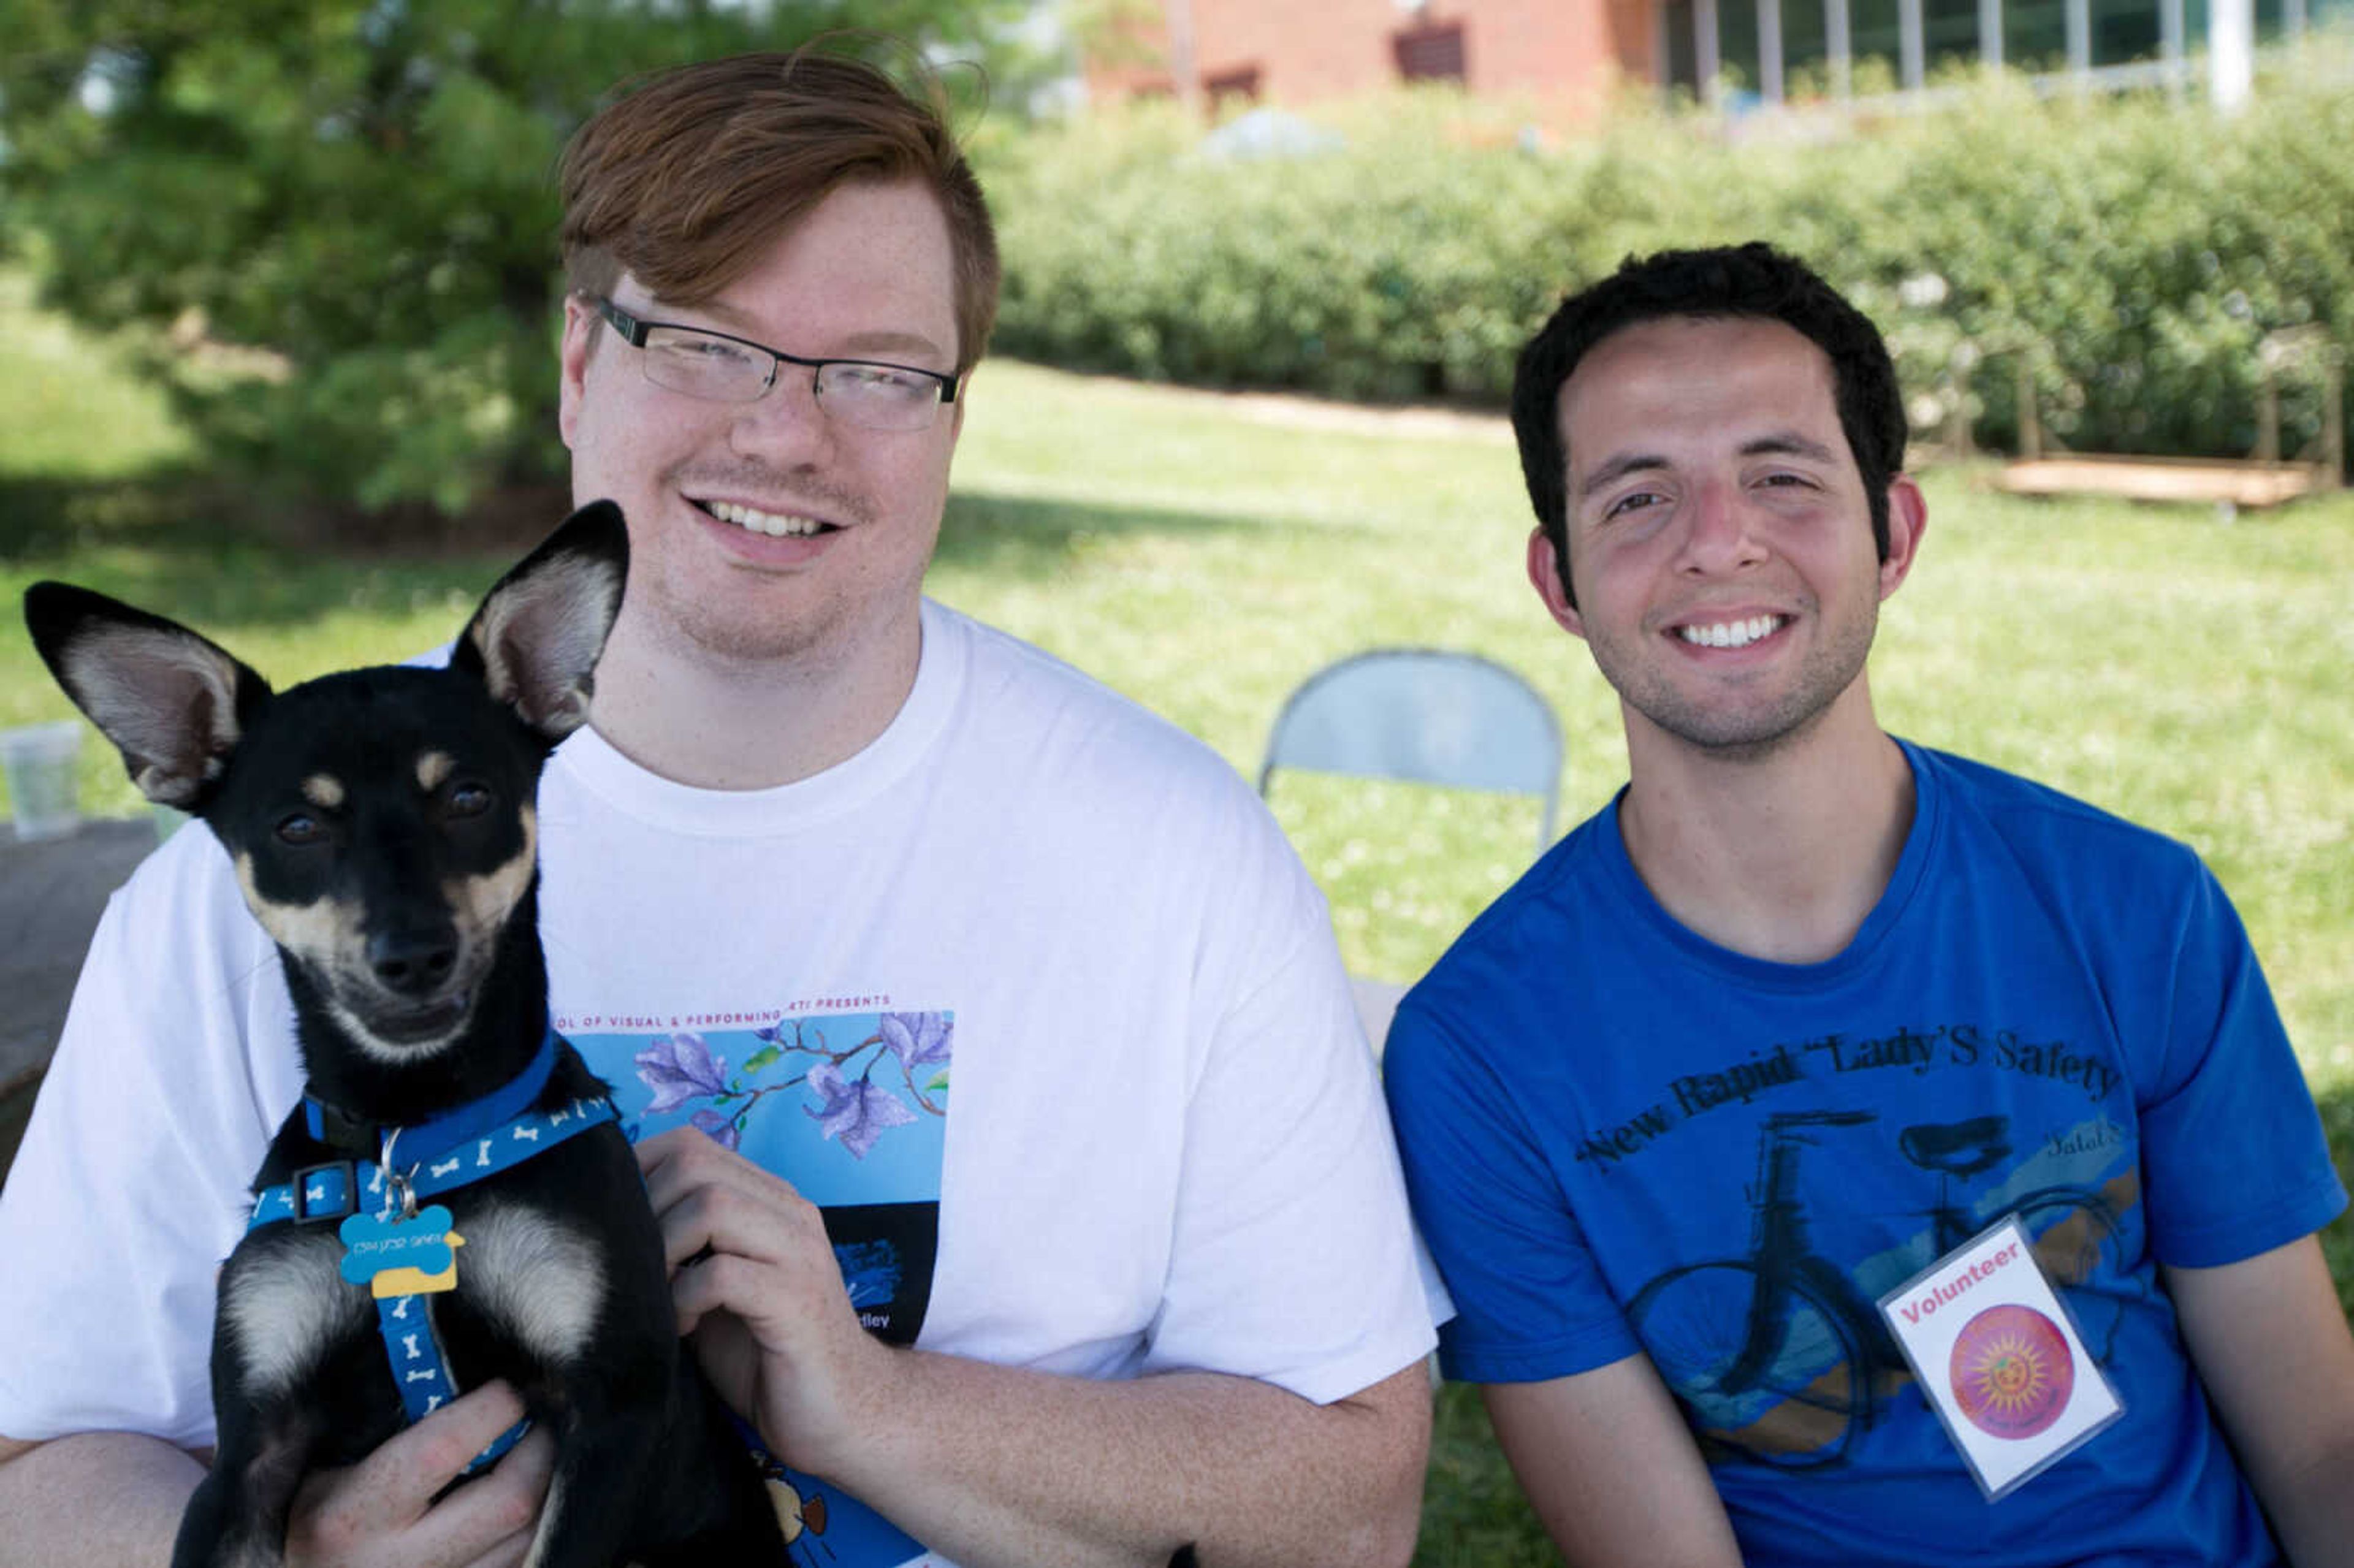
{"left": 706, "top": 500, "right": 825, "bottom": 537}
{"left": 1678, "top": 615, "right": 1783, "bottom": 649}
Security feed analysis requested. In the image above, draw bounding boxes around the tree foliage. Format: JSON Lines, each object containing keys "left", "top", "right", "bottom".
{"left": 0, "top": 0, "right": 1032, "bottom": 520}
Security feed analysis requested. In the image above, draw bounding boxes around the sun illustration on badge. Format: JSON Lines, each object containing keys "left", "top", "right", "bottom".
{"left": 1949, "top": 1303, "right": 2074, "bottom": 1439}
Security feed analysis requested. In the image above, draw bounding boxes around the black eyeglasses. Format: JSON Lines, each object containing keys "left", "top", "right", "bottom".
{"left": 591, "top": 297, "right": 959, "bottom": 433}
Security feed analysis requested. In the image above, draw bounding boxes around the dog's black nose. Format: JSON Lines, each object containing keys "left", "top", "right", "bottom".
{"left": 368, "top": 928, "right": 459, "bottom": 994}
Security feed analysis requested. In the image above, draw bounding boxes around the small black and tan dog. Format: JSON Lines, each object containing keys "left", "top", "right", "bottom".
{"left": 25, "top": 503, "right": 781, "bottom": 1568}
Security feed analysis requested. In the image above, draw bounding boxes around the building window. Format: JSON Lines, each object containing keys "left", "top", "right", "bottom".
{"left": 1393, "top": 20, "right": 1468, "bottom": 82}
{"left": 1204, "top": 63, "right": 1263, "bottom": 103}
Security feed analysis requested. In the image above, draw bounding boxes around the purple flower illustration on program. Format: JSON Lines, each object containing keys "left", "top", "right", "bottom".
{"left": 880, "top": 1011, "right": 953, "bottom": 1070}
{"left": 804, "top": 1062, "right": 919, "bottom": 1160}
{"left": 634, "top": 1032, "right": 728, "bottom": 1113}
{"left": 688, "top": 1107, "right": 741, "bottom": 1151}
{"left": 632, "top": 1011, "right": 951, "bottom": 1160}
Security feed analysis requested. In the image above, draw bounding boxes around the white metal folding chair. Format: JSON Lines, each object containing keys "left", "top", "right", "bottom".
{"left": 1257, "top": 647, "right": 1563, "bottom": 854}
{"left": 1257, "top": 649, "right": 1564, "bottom": 1048}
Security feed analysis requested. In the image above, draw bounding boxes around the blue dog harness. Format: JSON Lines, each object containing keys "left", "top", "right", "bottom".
{"left": 248, "top": 1030, "right": 617, "bottom": 1474}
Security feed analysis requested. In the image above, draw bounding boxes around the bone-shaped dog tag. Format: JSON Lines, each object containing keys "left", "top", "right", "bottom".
{"left": 338, "top": 1206, "right": 465, "bottom": 1296}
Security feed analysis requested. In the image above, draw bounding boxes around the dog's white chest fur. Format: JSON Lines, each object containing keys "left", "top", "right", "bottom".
{"left": 224, "top": 1196, "right": 606, "bottom": 1396}
{"left": 221, "top": 1227, "right": 368, "bottom": 1396}
{"left": 457, "top": 1198, "right": 606, "bottom": 1363}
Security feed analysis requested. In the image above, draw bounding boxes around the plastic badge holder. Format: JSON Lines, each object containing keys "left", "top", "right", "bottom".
{"left": 1877, "top": 1214, "right": 2124, "bottom": 1500}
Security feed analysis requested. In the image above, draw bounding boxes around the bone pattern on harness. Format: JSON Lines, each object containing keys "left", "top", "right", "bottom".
{"left": 373, "top": 1290, "right": 528, "bottom": 1470}
{"left": 245, "top": 1036, "right": 617, "bottom": 1475}
{"left": 246, "top": 1095, "right": 617, "bottom": 1227}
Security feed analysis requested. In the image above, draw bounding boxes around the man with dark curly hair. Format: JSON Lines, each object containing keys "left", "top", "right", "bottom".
{"left": 1385, "top": 242, "right": 2354, "bottom": 1565}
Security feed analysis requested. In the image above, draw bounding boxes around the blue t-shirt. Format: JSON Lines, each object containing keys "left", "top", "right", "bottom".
{"left": 1385, "top": 742, "right": 2345, "bottom": 1566}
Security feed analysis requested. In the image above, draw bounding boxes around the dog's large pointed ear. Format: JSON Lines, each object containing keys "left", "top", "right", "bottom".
{"left": 21, "top": 585, "right": 272, "bottom": 809}
{"left": 451, "top": 500, "right": 629, "bottom": 743}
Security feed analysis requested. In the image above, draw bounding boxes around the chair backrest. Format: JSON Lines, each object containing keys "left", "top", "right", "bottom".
{"left": 1257, "top": 648, "right": 1563, "bottom": 854}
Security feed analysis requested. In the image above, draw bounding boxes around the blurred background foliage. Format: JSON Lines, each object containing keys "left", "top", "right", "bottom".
{"left": 988, "top": 49, "right": 2354, "bottom": 465}
{"left": 0, "top": 0, "right": 1040, "bottom": 529}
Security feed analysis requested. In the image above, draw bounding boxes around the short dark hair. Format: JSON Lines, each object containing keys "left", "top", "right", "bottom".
{"left": 1510, "top": 242, "right": 1905, "bottom": 607}
{"left": 560, "top": 47, "right": 999, "bottom": 373}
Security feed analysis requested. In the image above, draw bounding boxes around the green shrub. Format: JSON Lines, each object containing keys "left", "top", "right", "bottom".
{"left": 986, "top": 46, "right": 2354, "bottom": 462}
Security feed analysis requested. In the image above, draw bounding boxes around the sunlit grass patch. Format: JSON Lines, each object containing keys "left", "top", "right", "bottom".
{"left": 0, "top": 270, "right": 191, "bottom": 484}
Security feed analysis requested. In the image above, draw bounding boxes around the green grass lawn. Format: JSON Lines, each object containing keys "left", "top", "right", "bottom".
{"left": 6, "top": 290, "right": 2352, "bottom": 1561}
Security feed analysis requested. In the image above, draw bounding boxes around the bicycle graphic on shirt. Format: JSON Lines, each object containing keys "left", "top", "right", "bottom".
{"left": 1627, "top": 1109, "right": 2139, "bottom": 1470}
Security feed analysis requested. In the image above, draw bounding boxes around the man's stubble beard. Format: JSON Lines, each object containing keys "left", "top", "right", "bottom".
{"left": 1596, "top": 592, "right": 1880, "bottom": 764}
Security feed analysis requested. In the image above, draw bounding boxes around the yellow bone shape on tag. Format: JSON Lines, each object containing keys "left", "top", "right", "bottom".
{"left": 368, "top": 1231, "right": 465, "bottom": 1298}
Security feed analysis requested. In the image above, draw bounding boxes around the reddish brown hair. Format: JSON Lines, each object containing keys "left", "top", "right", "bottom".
{"left": 560, "top": 47, "right": 999, "bottom": 371}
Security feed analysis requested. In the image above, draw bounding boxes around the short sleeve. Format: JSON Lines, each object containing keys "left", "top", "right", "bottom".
{"left": 1384, "top": 998, "right": 1639, "bottom": 1384}
{"left": 2134, "top": 860, "right": 2345, "bottom": 1268}
{"left": 0, "top": 826, "right": 298, "bottom": 1448}
{"left": 1141, "top": 874, "right": 1441, "bottom": 1405}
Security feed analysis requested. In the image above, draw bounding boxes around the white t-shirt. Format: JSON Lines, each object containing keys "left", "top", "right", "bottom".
{"left": 0, "top": 601, "right": 1439, "bottom": 1556}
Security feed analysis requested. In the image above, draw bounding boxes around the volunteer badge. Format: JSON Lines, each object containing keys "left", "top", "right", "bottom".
{"left": 1879, "top": 1215, "right": 2123, "bottom": 1498}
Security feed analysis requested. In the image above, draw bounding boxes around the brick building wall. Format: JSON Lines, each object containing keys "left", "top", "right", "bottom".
{"left": 1088, "top": 0, "right": 1662, "bottom": 118}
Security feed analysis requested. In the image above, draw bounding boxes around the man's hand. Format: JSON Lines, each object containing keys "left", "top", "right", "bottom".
{"left": 634, "top": 1127, "right": 1431, "bottom": 1568}
{"left": 634, "top": 1126, "right": 893, "bottom": 1475}
{"left": 283, "top": 1382, "right": 554, "bottom": 1568}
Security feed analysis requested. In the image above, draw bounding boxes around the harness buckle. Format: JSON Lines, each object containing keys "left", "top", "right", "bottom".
{"left": 290, "top": 1160, "right": 359, "bottom": 1224}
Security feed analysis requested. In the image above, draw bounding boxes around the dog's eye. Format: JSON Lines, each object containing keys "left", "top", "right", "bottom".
{"left": 445, "top": 783, "right": 493, "bottom": 819}
{"left": 276, "top": 813, "right": 324, "bottom": 845}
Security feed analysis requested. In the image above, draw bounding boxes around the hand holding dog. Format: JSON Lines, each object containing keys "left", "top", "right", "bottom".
{"left": 636, "top": 1127, "right": 897, "bottom": 1479}
{"left": 283, "top": 1383, "right": 553, "bottom": 1568}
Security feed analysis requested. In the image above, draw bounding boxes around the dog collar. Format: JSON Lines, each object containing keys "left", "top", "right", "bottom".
{"left": 247, "top": 1091, "right": 617, "bottom": 1230}
{"left": 301, "top": 1028, "right": 566, "bottom": 1166}
{"left": 250, "top": 1032, "right": 615, "bottom": 1231}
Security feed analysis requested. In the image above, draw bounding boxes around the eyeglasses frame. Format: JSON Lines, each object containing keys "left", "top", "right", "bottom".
{"left": 589, "top": 295, "right": 961, "bottom": 417}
